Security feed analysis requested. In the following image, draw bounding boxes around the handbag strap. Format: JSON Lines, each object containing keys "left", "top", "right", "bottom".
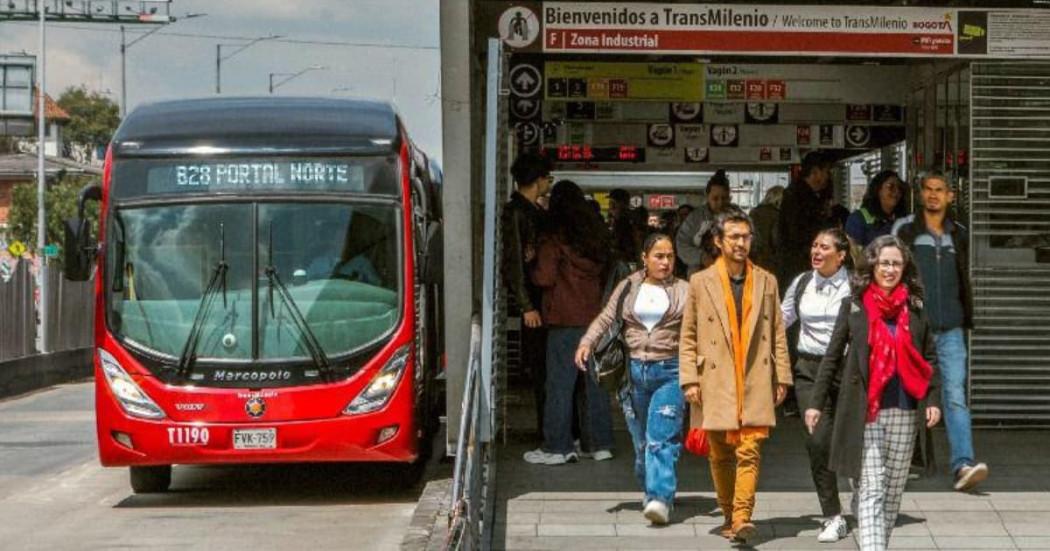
{"left": 614, "top": 279, "right": 633, "bottom": 327}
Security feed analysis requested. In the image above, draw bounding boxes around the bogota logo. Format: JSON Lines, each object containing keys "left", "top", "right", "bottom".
{"left": 245, "top": 397, "right": 266, "bottom": 418}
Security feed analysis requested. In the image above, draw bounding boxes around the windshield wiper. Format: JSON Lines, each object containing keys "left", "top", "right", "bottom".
{"left": 264, "top": 223, "right": 333, "bottom": 382}
{"left": 177, "top": 223, "right": 229, "bottom": 379}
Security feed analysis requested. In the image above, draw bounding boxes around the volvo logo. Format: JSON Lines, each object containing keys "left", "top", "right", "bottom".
{"left": 245, "top": 397, "right": 266, "bottom": 418}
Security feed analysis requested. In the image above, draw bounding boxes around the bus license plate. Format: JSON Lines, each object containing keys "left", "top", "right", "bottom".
{"left": 233, "top": 428, "right": 277, "bottom": 450}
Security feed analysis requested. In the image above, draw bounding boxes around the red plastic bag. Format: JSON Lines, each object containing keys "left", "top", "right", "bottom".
{"left": 684, "top": 427, "right": 709, "bottom": 457}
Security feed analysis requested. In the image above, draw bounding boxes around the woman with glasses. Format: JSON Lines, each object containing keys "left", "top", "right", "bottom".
{"left": 805, "top": 235, "right": 941, "bottom": 551}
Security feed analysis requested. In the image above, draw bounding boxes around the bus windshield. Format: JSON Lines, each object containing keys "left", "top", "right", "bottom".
{"left": 106, "top": 200, "right": 401, "bottom": 365}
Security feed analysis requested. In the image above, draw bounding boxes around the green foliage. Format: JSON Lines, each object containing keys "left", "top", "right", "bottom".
{"left": 56, "top": 86, "right": 120, "bottom": 149}
{"left": 8, "top": 175, "right": 101, "bottom": 265}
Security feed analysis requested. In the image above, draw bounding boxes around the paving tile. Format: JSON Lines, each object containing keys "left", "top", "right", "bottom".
{"left": 757, "top": 536, "right": 857, "bottom": 549}
{"left": 1015, "top": 536, "right": 1050, "bottom": 549}
{"left": 924, "top": 521, "right": 1009, "bottom": 537}
{"left": 536, "top": 523, "right": 616, "bottom": 537}
{"left": 888, "top": 535, "right": 938, "bottom": 549}
{"left": 933, "top": 536, "right": 1018, "bottom": 549}
{"left": 1004, "top": 522, "right": 1050, "bottom": 537}
{"left": 991, "top": 498, "right": 1050, "bottom": 512}
{"left": 614, "top": 523, "right": 696, "bottom": 537}
{"left": 915, "top": 497, "right": 996, "bottom": 512}
{"left": 540, "top": 499, "right": 626, "bottom": 512}
{"left": 503, "top": 500, "right": 544, "bottom": 513}
{"left": 539, "top": 511, "right": 619, "bottom": 524}
{"left": 504, "top": 512, "right": 540, "bottom": 524}
{"left": 890, "top": 521, "right": 932, "bottom": 536}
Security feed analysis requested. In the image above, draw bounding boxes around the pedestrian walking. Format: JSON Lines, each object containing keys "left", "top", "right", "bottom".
{"left": 806, "top": 235, "right": 942, "bottom": 551}
{"left": 847, "top": 170, "right": 908, "bottom": 263}
{"left": 676, "top": 170, "right": 740, "bottom": 275}
{"left": 749, "top": 185, "right": 784, "bottom": 272}
{"left": 778, "top": 151, "right": 837, "bottom": 292}
{"left": 576, "top": 233, "right": 690, "bottom": 525}
{"left": 780, "top": 227, "right": 852, "bottom": 543}
{"left": 525, "top": 180, "right": 614, "bottom": 465}
{"left": 679, "top": 211, "right": 792, "bottom": 544}
{"left": 893, "top": 171, "right": 988, "bottom": 491}
{"left": 503, "top": 152, "right": 552, "bottom": 440}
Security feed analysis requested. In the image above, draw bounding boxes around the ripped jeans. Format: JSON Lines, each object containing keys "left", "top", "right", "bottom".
{"left": 620, "top": 358, "right": 685, "bottom": 507}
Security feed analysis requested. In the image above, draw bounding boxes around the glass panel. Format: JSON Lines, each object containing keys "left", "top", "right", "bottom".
{"left": 3, "top": 86, "right": 31, "bottom": 113}
{"left": 5, "top": 66, "right": 31, "bottom": 87}
{"left": 257, "top": 203, "right": 401, "bottom": 359}
{"left": 108, "top": 204, "right": 254, "bottom": 360}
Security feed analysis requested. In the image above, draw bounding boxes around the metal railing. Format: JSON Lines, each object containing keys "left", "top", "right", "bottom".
{"left": 447, "top": 314, "right": 488, "bottom": 550}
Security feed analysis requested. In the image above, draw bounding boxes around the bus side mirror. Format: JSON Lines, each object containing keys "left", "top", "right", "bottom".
{"left": 63, "top": 184, "right": 102, "bottom": 282}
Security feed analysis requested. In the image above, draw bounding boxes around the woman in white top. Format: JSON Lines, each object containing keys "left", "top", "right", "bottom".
{"left": 576, "top": 233, "right": 690, "bottom": 526}
{"left": 780, "top": 227, "right": 852, "bottom": 543}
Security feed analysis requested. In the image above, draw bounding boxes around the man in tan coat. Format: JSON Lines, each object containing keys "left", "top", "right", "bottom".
{"left": 679, "top": 211, "right": 792, "bottom": 544}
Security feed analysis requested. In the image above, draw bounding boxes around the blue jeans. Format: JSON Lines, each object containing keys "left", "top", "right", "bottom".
{"left": 936, "top": 328, "right": 975, "bottom": 473}
{"left": 543, "top": 327, "right": 614, "bottom": 455}
{"left": 620, "top": 358, "right": 685, "bottom": 507}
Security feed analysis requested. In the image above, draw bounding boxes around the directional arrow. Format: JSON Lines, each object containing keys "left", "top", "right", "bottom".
{"left": 509, "top": 64, "right": 542, "bottom": 98}
{"left": 846, "top": 125, "right": 870, "bottom": 147}
{"left": 511, "top": 98, "right": 540, "bottom": 120}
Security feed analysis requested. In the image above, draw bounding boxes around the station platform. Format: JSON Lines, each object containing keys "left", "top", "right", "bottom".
{"left": 491, "top": 395, "right": 1050, "bottom": 550}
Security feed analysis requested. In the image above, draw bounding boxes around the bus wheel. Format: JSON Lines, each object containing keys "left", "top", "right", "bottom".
{"left": 129, "top": 465, "right": 172, "bottom": 494}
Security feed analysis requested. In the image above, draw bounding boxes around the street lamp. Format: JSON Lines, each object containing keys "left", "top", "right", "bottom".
{"left": 120, "top": 12, "right": 206, "bottom": 117}
{"left": 216, "top": 34, "right": 283, "bottom": 94}
{"left": 269, "top": 65, "right": 326, "bottom": 94}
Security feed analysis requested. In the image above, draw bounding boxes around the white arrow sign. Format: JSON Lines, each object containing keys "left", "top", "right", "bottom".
{"left": 510, "top": 64, "right": 542, "bottom": 98}
{"left": 846, "top": 125, "right": 870, "bottom": 147}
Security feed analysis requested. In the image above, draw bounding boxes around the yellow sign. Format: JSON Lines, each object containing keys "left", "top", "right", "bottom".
{"left": 7, "top": 240, "right": 26, "bottom": 257}
{"left": 545, "top": 61, "right": 703, "bottom": 102}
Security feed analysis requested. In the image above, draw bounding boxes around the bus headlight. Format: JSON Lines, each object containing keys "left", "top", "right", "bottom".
{"left": 98, "top": 348, "right": 166, "bottom": 420}
{"left": 343, "top": 345, "right": 410, "bottom": 415}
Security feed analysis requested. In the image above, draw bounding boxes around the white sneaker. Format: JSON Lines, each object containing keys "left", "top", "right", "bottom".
{"left": 643, "top": 500, "right": 669, "bottom": 525}
{"left": 591, "top": 449, "right": 613, "bottom": 461}
{"left": 817, "top": 515, "right": 848, "bottom": 543}
{"left": 954, "top": 462, "right": 989, "bottom": 491}
{"left": 523, "top": 448, "right": 578, "bottom": 465}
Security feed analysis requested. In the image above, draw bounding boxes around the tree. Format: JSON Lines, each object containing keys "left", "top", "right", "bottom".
{"left": 57, "top": 86, "right": 119, "bottom": 155}
{"left": 8, "top": 175, "right": 100, "bottom": 266}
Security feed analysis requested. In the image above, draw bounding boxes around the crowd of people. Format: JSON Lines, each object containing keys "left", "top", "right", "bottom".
{"left": 501, "top": 151, "right": 987, "bottom": 549}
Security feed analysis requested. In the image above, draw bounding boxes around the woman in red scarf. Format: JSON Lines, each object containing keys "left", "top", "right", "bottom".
{"left": 804, "top": 235, "right": 942, "bottom": 551}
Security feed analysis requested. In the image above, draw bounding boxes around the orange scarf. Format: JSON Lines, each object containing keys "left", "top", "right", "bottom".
{"left": 716, "top": 257, "right": 769, "bottom": 444}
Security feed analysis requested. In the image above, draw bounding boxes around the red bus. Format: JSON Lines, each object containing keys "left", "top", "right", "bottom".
{"left": 64, "top": 97, "right": 444, "bottom": 493}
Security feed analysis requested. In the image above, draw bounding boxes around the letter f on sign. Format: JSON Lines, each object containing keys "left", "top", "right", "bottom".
{"left": 548, "top": 31, "right": 559, "bottom": 45}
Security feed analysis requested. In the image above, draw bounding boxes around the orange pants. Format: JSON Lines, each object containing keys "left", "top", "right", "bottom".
{"left": 707, "top": 430, "right": 765, "bottom": 525}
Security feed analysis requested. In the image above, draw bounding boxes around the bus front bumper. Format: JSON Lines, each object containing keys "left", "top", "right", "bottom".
{"left": 97, "top": 397, "right": 419, "bottom": 467}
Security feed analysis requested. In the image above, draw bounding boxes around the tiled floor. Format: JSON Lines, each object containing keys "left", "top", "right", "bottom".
{"left": 491, "top": 394, "right": 1050, "bottom": 550}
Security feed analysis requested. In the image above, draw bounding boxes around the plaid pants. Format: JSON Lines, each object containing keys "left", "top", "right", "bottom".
{"left": 858, "top": 408, "right": 917, "bottom": 551}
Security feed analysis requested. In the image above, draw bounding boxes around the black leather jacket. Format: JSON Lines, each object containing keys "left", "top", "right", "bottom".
{"left": 501, "top": 192, "right": 544, "bottom": 314}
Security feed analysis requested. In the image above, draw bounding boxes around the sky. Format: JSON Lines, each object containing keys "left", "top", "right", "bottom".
{"left": 0, "top": 0, "right": 444, "bottom": 160}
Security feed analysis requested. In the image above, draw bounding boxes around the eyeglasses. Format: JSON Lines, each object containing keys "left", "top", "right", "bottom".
{"left": 876, "top": 260, "right": 905, "bottom": 270}
{"left": 724, "top": 233, "right": 753, "bottom": 243}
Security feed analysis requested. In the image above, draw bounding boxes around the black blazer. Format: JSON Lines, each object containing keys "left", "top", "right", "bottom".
{"left": 810, "top": 298, "right": 942, "bottom": 480}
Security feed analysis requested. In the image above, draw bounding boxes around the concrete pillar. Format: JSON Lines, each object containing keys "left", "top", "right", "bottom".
{"left": 440, "top": 0, "right": 476, "bottom": 454}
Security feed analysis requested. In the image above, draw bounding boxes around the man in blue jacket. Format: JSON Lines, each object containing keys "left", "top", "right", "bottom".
{"left": 893, "top": 171, "right": 988, "bottom": 492}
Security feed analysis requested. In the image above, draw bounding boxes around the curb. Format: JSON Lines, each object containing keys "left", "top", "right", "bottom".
{"left": 0, "top": 348, "right": 93, "bottom": 400}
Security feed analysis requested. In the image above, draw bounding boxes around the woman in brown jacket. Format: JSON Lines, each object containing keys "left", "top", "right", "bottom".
{"left": 525, "top": 181, "right": 613, "bottom": 467}
{"left": 576, "top": 233, "right": 690, "bottom": 525}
